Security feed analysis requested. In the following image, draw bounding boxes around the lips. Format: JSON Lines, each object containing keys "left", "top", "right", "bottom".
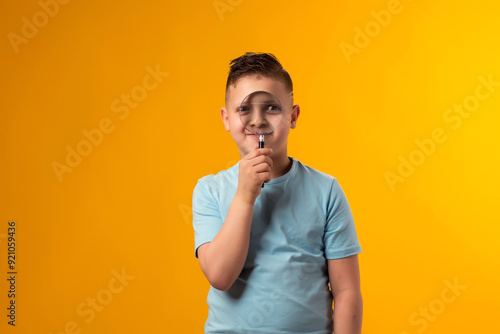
{"left": 245, "top": 132, "right": 272, "bottom": 136}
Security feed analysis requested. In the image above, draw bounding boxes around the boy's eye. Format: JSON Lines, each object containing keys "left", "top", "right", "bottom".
{"left": 237, "top": 106, "right": 249, "bottom": 113}
{"left": 266, "top": 105, "right": 282, "bottom": 113}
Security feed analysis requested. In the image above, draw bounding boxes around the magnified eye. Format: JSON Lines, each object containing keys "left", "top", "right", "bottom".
{"left": 266, "top": 104, "right": 282, "bottom": 113}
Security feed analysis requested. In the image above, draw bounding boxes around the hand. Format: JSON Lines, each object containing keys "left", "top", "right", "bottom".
{"left": 236, "top": 148, "right": 273, "bottom": 203}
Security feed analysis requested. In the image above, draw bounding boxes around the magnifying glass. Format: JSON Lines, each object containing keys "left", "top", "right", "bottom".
{"left": 239, "top": 90, "right": 284, "bottom": 187}
{"left": 239, "top": 90, "right": 284, "bottom": 149}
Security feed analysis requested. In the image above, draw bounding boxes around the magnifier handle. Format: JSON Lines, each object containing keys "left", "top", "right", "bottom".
{"left": 259, "top": 135, "right": 265, "bottom": 188}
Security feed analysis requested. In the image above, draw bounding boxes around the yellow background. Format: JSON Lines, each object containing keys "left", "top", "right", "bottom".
{"left": 1, "top": 0, "right": 499, "bottom": 333}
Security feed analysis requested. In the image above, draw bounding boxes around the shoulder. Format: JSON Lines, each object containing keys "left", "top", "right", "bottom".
{"left": 194, "top": 162, "right": 239, "bottom": 195}
{"left": 291, "top": 158, "right": 337, "bottom": 187}
{"left": 193, "top": 163, "right": 239, "bottom": 213}
{"left": 290, "top": 158, "right": 348, "bottom": 205}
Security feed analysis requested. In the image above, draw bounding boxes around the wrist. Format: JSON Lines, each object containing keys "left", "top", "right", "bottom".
{"left": 234, "top": 189, "right": 257, "bottom": 206}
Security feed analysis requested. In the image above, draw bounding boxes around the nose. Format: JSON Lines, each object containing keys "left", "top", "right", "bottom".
{"left": 249, "top": 109, "right": 268, "bottom": 128}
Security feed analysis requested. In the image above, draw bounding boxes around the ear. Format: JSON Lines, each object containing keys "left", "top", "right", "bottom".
{"left": 220, "top": 107, "right": 230, "bottom": 131}
{"left": 290, "top": 104, "right": 300, "bottom": 129}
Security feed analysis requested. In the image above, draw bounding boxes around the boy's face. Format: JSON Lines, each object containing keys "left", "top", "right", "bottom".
{"left": 221, "top": 75, "right": 299, "bottom": 159}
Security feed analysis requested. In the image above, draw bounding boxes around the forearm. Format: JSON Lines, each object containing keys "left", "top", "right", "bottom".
{"left": 199, "top": 193, "right": 254, "bottom": 290}
{"left": 332, "top": 290, "right": 363, "bottom": 334}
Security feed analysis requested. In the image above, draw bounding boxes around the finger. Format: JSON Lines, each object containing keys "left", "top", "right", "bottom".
{"left": 253, "top": 162, "right": 272, "bottom": 174}
{"left": 249, "top": 155, "right": 273, "bottom": 169}
{"left": 259, "top": 148, "right": 273, "bottom": 156}
{"left": 247, "top": 148, "right": 273, "bottom": 160}
{"left": 257, "top": 171, "right": 271, "bottom": 185}
{"left": 264, "top": 155, "right": 273, "bottom": 168}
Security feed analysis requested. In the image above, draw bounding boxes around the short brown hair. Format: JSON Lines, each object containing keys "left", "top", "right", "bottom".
{"left": 225, "top": 52, "right": 293, "bottom": 102}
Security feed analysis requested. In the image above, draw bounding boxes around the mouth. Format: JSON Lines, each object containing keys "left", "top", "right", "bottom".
{"left": 246, "top": 133, "right": 273, "bottom": 141}
{"left": 245, "top": 131, "right": 273, "bottom": 136}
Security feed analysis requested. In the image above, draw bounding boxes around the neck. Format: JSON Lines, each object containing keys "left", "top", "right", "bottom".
{"left": 270, "top": 154, "right": 292, "bottom": 179}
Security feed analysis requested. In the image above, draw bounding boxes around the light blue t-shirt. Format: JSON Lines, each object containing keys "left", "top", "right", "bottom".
{"left": 192, "top": 157, "right": 361, "bottom": 334}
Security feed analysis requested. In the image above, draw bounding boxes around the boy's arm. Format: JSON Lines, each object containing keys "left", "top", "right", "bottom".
{"left": 328, "top": 254, "right": 363, "bottom": 334}
{"left": 197, "top": 148, "right": 273, "bottom": 291}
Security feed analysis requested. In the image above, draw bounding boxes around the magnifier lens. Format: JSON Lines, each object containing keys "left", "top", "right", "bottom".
{"left": 239, "top": 91, "right": 283, "bottom": 137}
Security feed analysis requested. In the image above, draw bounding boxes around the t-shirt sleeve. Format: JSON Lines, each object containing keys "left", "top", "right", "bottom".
{"left": 323, "top": 178, "right": 362, "bottom": 259}
{"left": 192, "top": 179, "right": 224, "bottom": 258}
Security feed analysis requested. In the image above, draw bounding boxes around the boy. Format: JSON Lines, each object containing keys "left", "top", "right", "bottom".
{"left": 192, "top": 52, "right": 362, "bottom": 334}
